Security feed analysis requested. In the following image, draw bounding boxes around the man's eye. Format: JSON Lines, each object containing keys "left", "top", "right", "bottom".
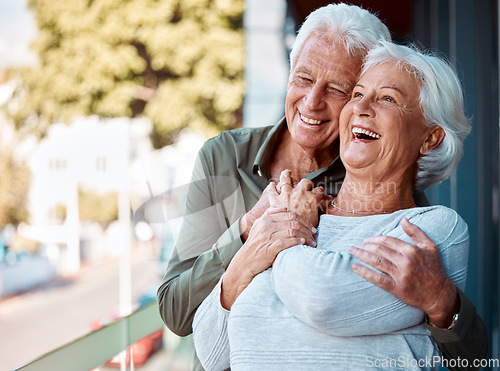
{"left": 328, "top": 87, "right": 347, "bottom": 96}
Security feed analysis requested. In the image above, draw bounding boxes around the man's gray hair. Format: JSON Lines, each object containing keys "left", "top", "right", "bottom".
{"left": 362, "top": 41, "right": 471, "bottom": 192}
{"left": 289, "top": 3, "right": 391, "bottom": 70}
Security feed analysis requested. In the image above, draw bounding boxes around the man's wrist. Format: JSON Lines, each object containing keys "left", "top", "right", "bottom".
{"left": 427, "top": 283, "right": 460, "bottom": 329}
{"left": 429, "top": 312, "right": 459, "bottom": 330}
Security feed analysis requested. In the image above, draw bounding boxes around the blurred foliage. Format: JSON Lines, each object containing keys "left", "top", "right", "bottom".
{"left": 54, "top": 203, "right": 67, "bottom": 223}
{"left": 0, "top": 148, "right": 31, "bottom": 228}
{"left": 78, "top": 187, "right": 118, "bottom": 225}
{"left": 6, "top": 0, "right": 245, "bottom": 148}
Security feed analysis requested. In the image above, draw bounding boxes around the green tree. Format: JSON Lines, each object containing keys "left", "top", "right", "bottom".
{"left": 6, "top": 0, "right": 245, "bottom": 148}
{"left": 0, "top": 147, "right": 30, "bottom": 228}
{"left": 78, "top": 187, "right": 118, "bottom": 226}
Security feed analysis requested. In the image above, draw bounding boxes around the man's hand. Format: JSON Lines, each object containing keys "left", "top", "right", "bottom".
{"left": 240, "top": 189, "right": 270, "bottom": 242}
{"left": 222, "top": 207, "right": 316, "bottom": 310}
{"left": 348, "top": 217, "right": 460, "bottom": 328}
{"left": 268, "top": 169, "right": 325, "bottom": 227}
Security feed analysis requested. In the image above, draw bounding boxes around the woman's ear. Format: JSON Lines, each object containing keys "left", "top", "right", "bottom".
{"left": 420, "top": 126, "right": 445, "bottom": 155}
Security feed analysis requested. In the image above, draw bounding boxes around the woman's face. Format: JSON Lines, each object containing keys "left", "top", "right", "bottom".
{"left": 339, "top": 62, "right": 437, "bottom": 182}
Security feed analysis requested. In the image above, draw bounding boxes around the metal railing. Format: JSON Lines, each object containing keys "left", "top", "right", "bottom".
{"left": 16, "top": 300, "right": 165, "bottom": 371}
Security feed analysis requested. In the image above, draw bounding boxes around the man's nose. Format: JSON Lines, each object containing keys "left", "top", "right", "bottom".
{"left": 303, "top": 85, "right": 326, "bottom": 110}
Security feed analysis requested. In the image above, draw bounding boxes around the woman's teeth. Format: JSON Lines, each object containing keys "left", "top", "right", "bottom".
{"left": 352, "top": 126, "right": 381, "bottom": 139}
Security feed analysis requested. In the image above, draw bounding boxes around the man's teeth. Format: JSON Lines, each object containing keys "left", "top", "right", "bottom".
{"left": 352, "top": 127, "right": 381, "bottom": 139}
{"left": 301, "top": 114, "right": 322, "bottom": 125}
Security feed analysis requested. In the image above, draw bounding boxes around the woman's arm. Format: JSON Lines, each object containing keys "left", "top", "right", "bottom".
{"left": 272, "top": 207, "right": 469, "bottom": 337}
{"left": 272, "top": 244, "right": 425, "bottom": 336}
{"left": 192, "top": 278, "right": 231, "bottom": 371}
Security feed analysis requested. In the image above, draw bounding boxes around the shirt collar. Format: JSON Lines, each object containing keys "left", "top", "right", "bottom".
{"left": 253, "top": 116, "right": 287, "bottom": 177}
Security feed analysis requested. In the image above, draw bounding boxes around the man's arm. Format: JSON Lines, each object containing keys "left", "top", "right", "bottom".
{"left": 157, "top": 152, "right": 316, "bottom": 336}
{"left": 157, "top": 146, "right": 248, "bottom": 336}
{"left": 157, "top": 224, "right": 242, "bottom": 336}
{"left": 158, "top": 205, "right": 314, "bottom": 335}
{"left": 425, "top": 290, "right": 488, "bottom": 370}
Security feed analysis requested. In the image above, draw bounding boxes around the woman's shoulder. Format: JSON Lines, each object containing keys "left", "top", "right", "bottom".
{"left": 407, "top": 205, "right": 464, "bottom": 224}
{"left": 403, "top": 205, "right": 468, "bottom": 244}
{"left": 408, "top": 204, "right": 457, "bottom": 215}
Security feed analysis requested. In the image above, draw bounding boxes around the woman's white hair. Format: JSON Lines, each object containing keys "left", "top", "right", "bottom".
{"left": 362, "top": 41, "right": 472, "bottom": 192}
{"left": 289, "top": 3, "right": 391, "bottom": 70}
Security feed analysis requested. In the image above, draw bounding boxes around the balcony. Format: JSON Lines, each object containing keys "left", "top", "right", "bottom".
{"left": 15, "top": 300, "right": 193, "bottom": 371}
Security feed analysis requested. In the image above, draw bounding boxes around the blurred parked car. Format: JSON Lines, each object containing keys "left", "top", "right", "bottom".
{"left": 0, "top": 250, "right": 57, "bottom": 297}
{"left": 91, "top": 285, "right": 164, "bottom": 368}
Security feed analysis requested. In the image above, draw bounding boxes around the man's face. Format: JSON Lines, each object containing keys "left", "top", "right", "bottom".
{"left": 285, "top": 34, "right": 363, "bottom": 156}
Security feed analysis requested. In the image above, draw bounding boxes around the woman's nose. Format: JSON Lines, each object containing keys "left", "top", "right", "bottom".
{"left": 352, "top": 96, "right": 375, "bottom": 117}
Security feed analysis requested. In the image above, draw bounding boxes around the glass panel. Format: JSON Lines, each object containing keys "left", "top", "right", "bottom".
{"left": 93, "top": 332, "right": 194, "bottom": 371}
{"left": 0, "top": 0, "right": 284, "bottom": 369}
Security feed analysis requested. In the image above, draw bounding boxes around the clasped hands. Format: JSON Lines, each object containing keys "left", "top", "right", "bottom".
{"left": 221, "top": 170, "right": 326, "bottom": 309}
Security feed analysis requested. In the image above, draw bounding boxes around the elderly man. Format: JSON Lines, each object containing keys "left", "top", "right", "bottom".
{"left": 157, "top": 3, "right": 487, "bottom": 370}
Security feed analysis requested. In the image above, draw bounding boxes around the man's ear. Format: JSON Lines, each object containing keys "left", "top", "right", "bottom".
{"left": 420, "top": 126, "right": 445, "bottom": 155}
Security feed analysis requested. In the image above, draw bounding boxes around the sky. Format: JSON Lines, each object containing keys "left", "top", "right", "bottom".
{"left": 0, "top": 0, "right": 38, "bottom": 69}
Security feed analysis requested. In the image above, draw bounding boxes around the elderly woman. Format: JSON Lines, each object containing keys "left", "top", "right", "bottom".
{"left": 192, "top": 41, "right": 471, "bottom": 370}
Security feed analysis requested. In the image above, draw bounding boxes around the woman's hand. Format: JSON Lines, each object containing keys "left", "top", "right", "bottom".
{"left": 221, "top": 206, "right": 316, "bottom": 310}
{"left": 220, "top": 169, "right": 325, "bottom": 310}
{"left": 268, "top": 169, "right": 326, "bottom": 227}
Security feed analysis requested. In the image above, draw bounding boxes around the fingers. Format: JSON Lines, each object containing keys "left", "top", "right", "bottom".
{"left": 348, "top": 245, "right": 398, "bottom": 274}
{"left": 319, "top": 193, "right": 333, "bottom": 212}
{"left": 266, "top": 181, "right": 280, "bottom": 200}
{"left": 363, "top": 219, "right": 437, "bottom": 253}
{"left": 311, "top": 187, "right": 326, "bottom": 203}
{"left": 277, "top": 169, "right": 293, "bottom": 193}
{"left": 265, "top": 207, "right": 291, "bottom": 216}
{"left": 401, "top": 218, "right": 436, "bottom": 249}
{"left": 351, "top": 262, "right": 395, "bottom": 292}
{"left": 270, "top": 237, "right": 308, "bottom": 258}
{"left": 253, "top": 210, "right": 316, "bottom": 247}
{"left": 296, "top": 178, "right": 314, "bottom": 191}
{"left": 279, "top": 169, "right": 292, "bottom": 183}
{"left": 271, "top": 222, "right": 316, "bottom": 247}
{"left": 267, "top": 210, "right": 316, "bottom": 232}
{"left": 266, "top": 181, "right": 278, "bottom": 193}
{"left": 362, "top": 234, "right": 414, "bottom": 255}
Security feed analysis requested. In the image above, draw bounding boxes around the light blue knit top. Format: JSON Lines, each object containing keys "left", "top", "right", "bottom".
{"left": 193, "top": 206, "right": 469, "bottom": 370}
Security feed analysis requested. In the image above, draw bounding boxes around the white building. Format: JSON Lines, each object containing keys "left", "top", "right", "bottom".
{"left": 20, "top": 114, "right": 205, "bottom": 274}
{"left": 21, "top": 116, "right": 151, "bottom": 273}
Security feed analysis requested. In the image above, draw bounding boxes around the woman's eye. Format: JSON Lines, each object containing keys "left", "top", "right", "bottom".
{"left": 383, "top": 96, "right": 395, "bottom": 103}
{"left": 353, "top": 92, "right": 363, "bottom": 98}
